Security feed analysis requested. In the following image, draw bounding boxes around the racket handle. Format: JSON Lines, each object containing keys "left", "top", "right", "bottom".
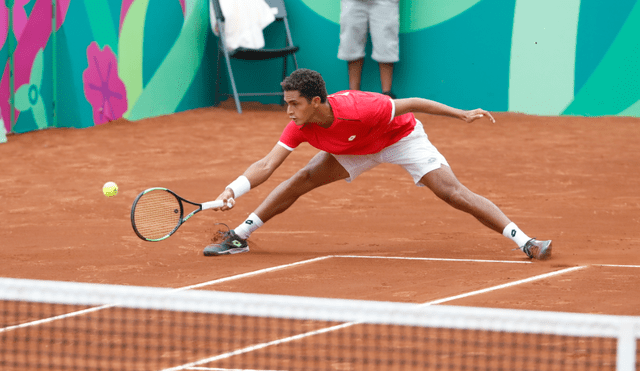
{"left": 202, "top": 199, "right": 234, "bottom": 210}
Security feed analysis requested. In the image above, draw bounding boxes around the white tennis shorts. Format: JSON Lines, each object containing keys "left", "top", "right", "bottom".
{"left": 333, "top": 120, "right": 449, "bottom": 186}
{"left": 338, "top": 0, "right": 400, "bottom": 63}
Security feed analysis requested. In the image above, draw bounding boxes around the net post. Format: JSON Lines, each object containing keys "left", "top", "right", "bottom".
{"left": 616, "top": 319, "right": 637, "bottom": 371}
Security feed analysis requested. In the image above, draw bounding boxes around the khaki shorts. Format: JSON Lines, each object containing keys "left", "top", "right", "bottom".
{"left": 333, "top": 120, "right": 449, "bottom": 186}
{"left": 338, "top": 0, "right": 400, "bottom": 63}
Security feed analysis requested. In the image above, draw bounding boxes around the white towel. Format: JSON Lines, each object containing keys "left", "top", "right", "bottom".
{"left": 210, "top": 0, "right": 277, "bottom": 52}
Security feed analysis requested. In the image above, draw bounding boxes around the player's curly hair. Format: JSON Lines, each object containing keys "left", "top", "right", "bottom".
{"left": 281, "top": 69, "right": 328, "bottom": 103}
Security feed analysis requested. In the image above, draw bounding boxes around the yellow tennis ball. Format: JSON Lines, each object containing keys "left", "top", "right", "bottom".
{"left": 103, "top": 181, "right": 118, "bottom": 197}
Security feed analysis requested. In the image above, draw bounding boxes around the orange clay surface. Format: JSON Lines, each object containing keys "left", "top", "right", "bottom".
{"left": 2, "top": 100, "right": 640, "bottom": 316}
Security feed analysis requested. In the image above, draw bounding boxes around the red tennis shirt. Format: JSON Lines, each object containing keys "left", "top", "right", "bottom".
{"left": 278, "top": 91, "right": 416, "bottom": 155}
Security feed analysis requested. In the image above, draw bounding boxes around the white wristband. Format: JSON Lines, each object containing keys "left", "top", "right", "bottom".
{"left": 226, "top": 175, "right": 251, "bottom": 198}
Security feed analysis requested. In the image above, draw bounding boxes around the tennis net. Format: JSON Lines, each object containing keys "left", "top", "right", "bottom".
{"left": 1, "top": 277, "right": 639, "bottom": 370}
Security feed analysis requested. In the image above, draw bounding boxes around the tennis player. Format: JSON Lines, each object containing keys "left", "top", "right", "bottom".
{"left": 205, "top": 69, "right": 552, "bottom": 260}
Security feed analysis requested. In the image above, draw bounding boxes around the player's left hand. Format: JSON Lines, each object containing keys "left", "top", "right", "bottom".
{"left": 462, "top": 109, "right": 495, "bottom": 123}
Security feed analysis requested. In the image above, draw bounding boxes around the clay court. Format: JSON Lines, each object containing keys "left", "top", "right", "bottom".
{"left": 2, "top": 100, "right": 640, "bottom": 369}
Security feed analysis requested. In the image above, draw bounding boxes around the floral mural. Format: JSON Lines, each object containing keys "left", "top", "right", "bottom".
{"left": 1, "top": 0, "right": 71, "bottom": 134}
{"left": 1, "top": 0, "right": 31, "bottom": 46}
{"left": 82, "top": 42, "right": 128, "bottom": 125}
{"left": 14, "top": 48, "right": 47, "bottom": 129}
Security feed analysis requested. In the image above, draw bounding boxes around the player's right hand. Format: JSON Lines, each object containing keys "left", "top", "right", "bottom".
{"left": 214, "top": 189, "right": 235, "bottom": 211}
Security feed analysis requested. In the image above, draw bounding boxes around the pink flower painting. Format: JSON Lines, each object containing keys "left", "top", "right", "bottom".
{"left": 82, "top": 42, "right": 128, "bottom": 125}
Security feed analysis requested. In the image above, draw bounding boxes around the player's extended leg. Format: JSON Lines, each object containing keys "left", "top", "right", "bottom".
{"left": 419, "top": 165, "right": 509, "bottom": 233}
{"left": 419, "top": 165, "right": 552, "bottom": 259}
{"left": 255, "top": 151, "right": 350, "bottom": 223}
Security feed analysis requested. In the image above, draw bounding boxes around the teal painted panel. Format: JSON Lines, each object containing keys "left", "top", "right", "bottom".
{"left": 508, "top": 0, "right": 581, "bottom": 115}
{"left": 282, "top": 0, "right": 514, "bottom": 110}
{"left": 55, "top": 0, "right": 95, "bottom": 129}
{"left": 619, "top": 99, "right": 640, "bottom": 116}
{"left": 298, "top": 0, "right": 484, "bottom": 34}
{"left": 399, "top": 0, "right": 514, "bottom": 110}
{"left": 574, "top": 0, "right": 637, "bottom": 94}
{"left": 3, "top": 0, "right": 639, "bottom": 138}
{"left": 142, "top": 0, "right": 182, "bottom": 89}
{"left": 126, "top": 0, "right": 207, "bottom": 120}
{"left": 285, "top": 0, "right": 345, "bottom": 95}
{"left": 83, "top": 0, "right": 118, "bottom": 50}
{"left": 175, "top": 33, "right": 219, "bottom": 112}
{"left": 55, "top": 26, "right": 86, "bottom": 129}
{"left": 563, "top": 1, "right": 640, "bottom": 116}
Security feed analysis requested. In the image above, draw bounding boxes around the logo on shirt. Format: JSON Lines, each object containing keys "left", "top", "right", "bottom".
{"left": 348, "top": 135, "right": 356, "bottom": 141}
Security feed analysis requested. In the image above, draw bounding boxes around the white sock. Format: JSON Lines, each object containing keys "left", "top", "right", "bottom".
{"left": 234, "top": 213, "right": 264, "bottom": 240}
{"left": 502, "top": 222, "right": 531, "bottom": 248}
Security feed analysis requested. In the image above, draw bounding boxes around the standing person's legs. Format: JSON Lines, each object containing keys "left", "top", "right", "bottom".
{"left": 348, "top": 59, "right": 365, "bottom": 90}
{"left": 379, "top": 62, "right": 394, "bottom": 95}
{"left": 338, "top": 0, "right": 368, "bottom": 90}
{"left": 370, "top": 0, "right": 399, "bottom": 95}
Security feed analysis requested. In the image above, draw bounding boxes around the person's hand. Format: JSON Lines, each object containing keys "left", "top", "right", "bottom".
{"left": 461, "top": 109, "right": 495, "bottom": 123}
{"left": 212, "top": 188, "right": 236, "bottom": 211}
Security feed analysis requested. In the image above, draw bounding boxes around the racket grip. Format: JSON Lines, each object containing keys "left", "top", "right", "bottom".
{"left": 202, "top": 199, "right": 234, "bottom": 210}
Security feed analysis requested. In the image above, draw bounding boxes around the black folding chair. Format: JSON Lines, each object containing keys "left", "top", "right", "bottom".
{"left": 211, "top": 0, "right": 299, "bottom": 113}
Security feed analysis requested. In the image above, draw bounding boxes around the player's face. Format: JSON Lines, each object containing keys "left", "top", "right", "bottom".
{"left": 284, "top": 90, "right": 317, "bottom": 126}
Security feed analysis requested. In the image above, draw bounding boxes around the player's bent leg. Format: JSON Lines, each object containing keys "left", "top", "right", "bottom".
{"left": 419, "top": 165, "right": 510, "bottom": 234}
{"left": 255, "top": 152, "right": 350, "bottom": 223}
{"left": 205, "top": 153, "right": 349, "bottom": 257}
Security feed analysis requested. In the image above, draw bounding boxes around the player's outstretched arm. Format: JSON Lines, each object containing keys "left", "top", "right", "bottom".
{"left": 214, "top": 144, "right": 291, "bottom": 210}
{"left": 393, "top": 98, "right": 495, "bottom": 123}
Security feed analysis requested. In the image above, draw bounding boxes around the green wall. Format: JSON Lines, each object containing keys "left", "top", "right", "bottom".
{"left": 2, "top": 0, "right": 639, "bottom": 139}
{"left": 256, "top": 0, "right": 640, "bottom": 116}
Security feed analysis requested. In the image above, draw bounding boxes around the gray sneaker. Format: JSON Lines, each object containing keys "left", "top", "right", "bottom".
{"left": 203, "top": 230, "right": 249, "bottom": 256}
{"left": 522, "top": 238, "right": 552, "bottom": 260}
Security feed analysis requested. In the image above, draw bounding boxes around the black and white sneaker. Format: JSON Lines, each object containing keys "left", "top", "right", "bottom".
{"left": 203, "top": 230, "right": 249, "bottom": 256}
{"left": 521, "top": 238, "right": 552, "bottom": 260}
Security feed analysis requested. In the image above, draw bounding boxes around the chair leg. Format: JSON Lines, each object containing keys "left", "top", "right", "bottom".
{"left": 217, "top": 23, "right": 242, "bottom": 114}
{"left": 280, "top": 56, "right": 288, "bottom": 106}
{"left": 284, "top": 18, "right": 299, "bottom": 70}
{"left": 222, "top": 48, "right": 242, "bottom": 114}
{"left": 215, "top": 49, "right": 222, "bottom": 105}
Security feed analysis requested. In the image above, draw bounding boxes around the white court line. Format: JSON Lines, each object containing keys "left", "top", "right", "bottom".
{"left": 164, "top": 265, "right": 586, "bottom": 371}
{"left": 597, "top": 264, "right": 640, "bottom": 268}
{"left": 175, "top": 256, "right": 332, "bottom": 291}
{"left": 335, "top": 255, "right": 532, "bottom": 264}
{"left": 0, "top": 256, "right": 331, "bottom": 334}
{"left": 419, "top": 265, "right": 586, "bottom": 306}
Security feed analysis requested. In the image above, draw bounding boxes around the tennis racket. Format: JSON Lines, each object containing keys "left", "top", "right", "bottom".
{"left": 131, "top": 187, "right": 232, "bottom": 242}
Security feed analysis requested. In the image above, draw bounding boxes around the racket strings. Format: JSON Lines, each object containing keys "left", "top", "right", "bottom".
{"left": 133, "top": 190, "right": 182, "bottom": 240}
